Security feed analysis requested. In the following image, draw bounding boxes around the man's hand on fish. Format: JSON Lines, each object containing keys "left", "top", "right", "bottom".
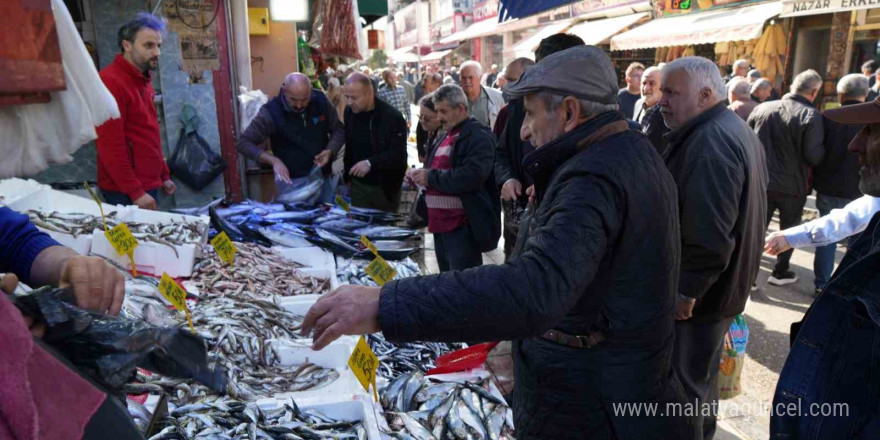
{"left": 300, "top": 284, "right": 382, "bottom": 350}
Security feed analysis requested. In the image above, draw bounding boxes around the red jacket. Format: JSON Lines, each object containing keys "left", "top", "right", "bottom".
{"left": 96, "top": 54, "right": 169, "bottom": 200}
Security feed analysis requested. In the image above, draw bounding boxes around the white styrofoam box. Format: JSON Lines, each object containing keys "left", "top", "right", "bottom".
{"left": 299, "top": 268, "right": 339, "bottom": 291}
{"left": 269, "top": 336, "right": 364, "bottom": 403}
{"left": 7, "top": 187, "right": 128, "bottom": 217}
{"left": 277, "top": 294, "right": 322, "bottom": 316}
{"left": 90, "top": 209, "right": 209, "bottom": 278}
{"left": 273, "top": 246, "right": 336, "bottom": 271}
{"left": 0, "top": 178, "right": 49, "bottom": 206}
{"left": 254, "top": 397, "right": 382, "bottom": 440}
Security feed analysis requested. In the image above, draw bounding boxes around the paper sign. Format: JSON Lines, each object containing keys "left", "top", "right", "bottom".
{"left": 159, "top": 272, "right": 195, "bottom": 332}
{"left": 105, "top": 223, "right": 139, "bottom": 277}
{"left": 335, "top": 195, "right": 351, "bottom": 213}
{"left": 360, "top": 235, "right": 379, "bottom": 256}
{"left": 210, "top": 232, "right": 237, "bottom": 266}
{"left": 365, "top": 257, "right": 396, "bottom": 286}
{"left": 348, "top": 335, "right": 379, "bottom": 401}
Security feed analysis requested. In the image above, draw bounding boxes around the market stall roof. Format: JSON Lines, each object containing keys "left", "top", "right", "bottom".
{"left": 439, "top": 18, "right": 502, "bottom": 45}
{"left": 780, "top": 0, "right": 879, "bottom": 17}
{"left": 565, "top": 12, "right": 650, "bottom": 46}
{"left": 499, "top": 0, "right": 581, "bottom": 20}
{"left": 509, "top": 19, "right": 575, "bottom": 59}
{"left": 611, "top": 1, "right": 782, "bottom": 50}
{"left": 358, "top": 0, "right": 387, "bottom": 16}
{"left": 422, "top": 49, "right": 453, "bottom": 62}
{"left": 388, "top": 46, "right": 420, "bottom": 63}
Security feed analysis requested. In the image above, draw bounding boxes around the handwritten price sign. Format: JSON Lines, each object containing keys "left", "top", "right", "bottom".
{"left": 365, "top": 258, "right": 396, "bottom": 286}
{"left": 159, "top": 272, "right": 195, "bottom": 332}
{"left": 335, "top": 195, "right": 351, "bottom": 213}
{"left": 348, "top": 335, "right": 379, "bottom": 401}
{"left": 210, "top": 232, "right": 237, "bottom": 266}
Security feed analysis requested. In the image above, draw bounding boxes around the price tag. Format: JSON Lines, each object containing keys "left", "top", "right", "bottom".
{"left": 159, "top": 272, "right": 195, "bottom": 332}
{"left": 105, "top": 223, "right": 139, "bottom": 277}
{"left": 364, "top": 257, "right": 396, "bottom": 286}
{"left": 210, "top": 232, "right": 237, "bottom": 266}
{"left": 348, "top": 335, "right": 379, "bottom": 401}
{"left": 360, "top": 235, "right": 379, "bottom": 256}
{"left": 335, "top": 195, "right": 351, "bottom": 213}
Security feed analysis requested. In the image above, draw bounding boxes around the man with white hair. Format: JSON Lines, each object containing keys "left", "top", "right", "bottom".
{"left": 728, "top": 77, "right": 757, "bottom": 121}
{"left": 750, "top": 78, "right": 774, "bottom": 103}
{"left": 727, "top": 59, "right": 750, "bottom": 81}
{"left": 660, "top": 56, "right": 768, "bottom": 440}
{"left": 633, "top": 65, "right": 667, "bottom": 153}
{"left": 483, "top": 63, "right": 499, "bottom": 88}
{"left": 748, "top": 69, "right": 825, "bottom": 287}
{"left": 459, "top": 60, "right": 504, "bottom": 128}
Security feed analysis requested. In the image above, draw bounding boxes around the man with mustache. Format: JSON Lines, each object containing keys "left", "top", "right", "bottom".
{"left": 633, "top": 65, "right": 667, "bottom": 153}
{"left": 96, "top": 13, "right": 176, "bottom": 210}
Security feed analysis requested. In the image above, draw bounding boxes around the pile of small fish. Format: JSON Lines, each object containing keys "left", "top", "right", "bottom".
{"left": 337, "top": 258, "right": 422, "bottom": 287}
{"left": 192, "top": 242, "right": 330, "bottom": 299}
{"left": 379, "top": 372, "right": 515, "bottom": 440}
{"left": 27, "top": 210, "right": 119, "bottom": 237}
{"left": 141, "top": 393, "right": 367, "bottom": 440}
{"left": 369, "top": 334, "right": 466, "bottom": 380}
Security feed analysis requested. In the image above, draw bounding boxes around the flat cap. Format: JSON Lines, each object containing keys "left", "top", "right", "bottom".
{"left": 505, "top": 45, "right": 619, "bottom": 105}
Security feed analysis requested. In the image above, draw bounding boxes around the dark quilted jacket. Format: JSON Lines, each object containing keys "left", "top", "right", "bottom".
{"left": 379, "top": 112, "right": 695, "bottom": 439}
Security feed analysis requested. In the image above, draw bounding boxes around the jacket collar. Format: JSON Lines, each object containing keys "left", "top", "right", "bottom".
{"left": 664, "top": 101, "right": 727, "bottom": 146}
{"left": 842, "top": 99, "right": 864, "bottom": 107}
{"left": 783, "top": 93, "right": 815, "bottom": 108}
{"left": 522, "top": 111, "right": 624, "bottom": 198}
{"left": 276, "top": 88, "right": 318, "bottom": 114}
{"left": 112, "top": 54, "right": 152, "bottom": 85}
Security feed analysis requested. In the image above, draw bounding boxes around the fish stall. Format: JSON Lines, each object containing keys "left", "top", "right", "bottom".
{"left": 0, "top": 178, "right": 514, "bottom": 440}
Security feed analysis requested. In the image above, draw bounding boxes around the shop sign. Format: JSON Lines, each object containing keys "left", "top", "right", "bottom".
{"left": 437, "top": 0, "right": 473, "bottom": 20}
{"left": 395, "top": 2, "right": 430, "bottom": 48}
{"left": 474, "top": 0, "right": 499, "bottom": 22}
{"left": 781, "top": 0, "right": 880, "bottom": 17}
{"left": 571, "top": 0, "right": 646, "bottom": 16}
{"left": 656, "top": 0, "right": 764, "bottom": 16}
{"left": 431, "top": 13, "right": 471, "bottom": 43}
{"left": 537, "top": 4, "right": 572, "bottom": 23}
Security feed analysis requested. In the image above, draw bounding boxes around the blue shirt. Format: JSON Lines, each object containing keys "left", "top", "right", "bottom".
{"left": 0, "top": 207, "right": 59, "bottom": 284}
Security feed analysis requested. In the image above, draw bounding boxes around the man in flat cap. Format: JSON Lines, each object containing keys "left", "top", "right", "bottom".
{"left": 299, "top": 45, "right": 695, "bottom": 440}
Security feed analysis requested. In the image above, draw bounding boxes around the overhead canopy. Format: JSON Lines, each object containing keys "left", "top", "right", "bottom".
{"left": 388, "top": 46, "right": 420, "bottom": 63}
{"left": 358, "top": 0, "right": 387, "bottom": 16}
{"left": 781, "top": 0, "right": 880, "bottom": 17}
{"left": 566, "top": 12, "right": 650, "bottom": 45}
{"left": 439, "top": 18, "right": 502, "bottom": 45}
{"left": 422, "top": 49, "right": 452, "bottom": 62}
{"left": 611, "top": 1, "right": 781, "bottom": 50}
{"left": 509, "top": 20, "right": 574, "bottom": 59}
{"left": 499, "top": 0, "right": 580, "bottom": 20}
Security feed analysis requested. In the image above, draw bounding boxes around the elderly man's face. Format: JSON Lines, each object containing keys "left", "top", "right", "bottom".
{"left": 460, "top": 66, "right": 481, "bottom": 99}
{"left": 849, "top": 123, "right": 880, "bottom": 196}
{"left": 521, "top": 94, "right": 566, "bottom": 148}
{"left": 753, "top": 85, "right": 772, "bottom": 102}
{"left": 283, "top": 82, "right": 312, "bottom": 112}
{"left": 735, "top": 64, "right": 749, "bottom": 77}
{"left": 419, "top": 105, "right": 442, "bottom": 132}
{"left": 383, "top": 72, "right": 397, "bottom": 89}
{"left": 641, "top": 70, "right": 662, "bottom": 108}
{"left": 344, "top": 82, "right": 373, "bottom": 114}
{"left": 659, "top": 69, "right": 709, "bottom": 130}
{"left": 435, "top": 100, "right": 468, "bottom": 131}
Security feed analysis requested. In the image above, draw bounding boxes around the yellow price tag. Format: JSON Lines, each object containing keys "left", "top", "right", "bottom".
{"left": 360, "top": 235, "right": 379, "bottom": 257}
{"left": 210, "top": 232, "right": 237, "bottom": 266}
{"left": 348, "top": 335, "right": 379, "bottom": 401}
{"left": 364, "top": 257, "right": 396, "bottom": 286}
{"left": 104, "top": 223, "right": 139, "bottom": 277}
{"left": 158, "top": 272, "right": 195, "bottom": 332}
{"left": 335, "top": 195, "right": 351, "bottom": 213}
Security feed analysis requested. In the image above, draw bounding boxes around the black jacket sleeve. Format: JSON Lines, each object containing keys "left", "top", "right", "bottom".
{"left": 323, "top": 97, "right": 345, "bottom": 156}
{"left": 428, "top": 131, "right": 495, "bottom": 195}
{"left": 369, "top": 111, "right": 408, "bottom": 172}
{"left": 494, "top": 123, "right": 516, "bottom": 188}
{"left": 801, "top": 109, "right": 825, "bottom": 167}
{"left": 378, "top": 173, "right": 623, "bottom": 343}
{"left": 679, "top": 151, "right": 744, "bottom": 299}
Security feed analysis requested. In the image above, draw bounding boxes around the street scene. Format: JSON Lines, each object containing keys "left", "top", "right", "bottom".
{"left": 1, "top": 0, "right": 880, "bottom": 439}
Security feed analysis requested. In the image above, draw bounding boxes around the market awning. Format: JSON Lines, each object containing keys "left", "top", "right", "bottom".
{"left": 439, "top": 18, "right": 501, "bottom": 45}
{"left": 611, "top": 1, "right": 782, "bottom": 50}
{"left": 780, "top": 0, "right": 880, "bottom": 18}
{"left": 566, "top": 12, "right": 650, "bottom": 46}
{"left": 499, "top": 0, "right": 580, "bottom": 21}
{"left": 358, "top": 0, "right": 387, "bottom": 16}
{"left": 388, "top": 46, "right": 420, "bottom": 63}
{"left": 509, "top": 20, "right": 574, "bottom": 59}
{"left": 421, "top": 50, "right": 453, "bottom": 62}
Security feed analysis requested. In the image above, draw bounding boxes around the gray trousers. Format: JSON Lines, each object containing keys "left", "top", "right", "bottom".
{"left": 672, "top": 316, "right": 735, "bottom": 440}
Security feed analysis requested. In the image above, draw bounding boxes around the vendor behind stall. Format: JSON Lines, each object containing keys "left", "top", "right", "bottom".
{"left": 0, "top": 206, "right": 139, "bottom": 440}
{"left": 237, "top": 72, "right": 345, "bottom": 203}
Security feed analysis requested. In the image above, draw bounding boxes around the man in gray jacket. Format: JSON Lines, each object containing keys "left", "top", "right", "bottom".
{"left": 661, "top": 56, "right": 768, "bottom": 440}
{"left": 748, "top": 69, "right": 825, "bottom": 286}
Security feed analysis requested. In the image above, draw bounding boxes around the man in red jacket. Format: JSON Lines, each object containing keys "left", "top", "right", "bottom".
{"left": 96, "top": 13, "right": 176, "bottom": 210}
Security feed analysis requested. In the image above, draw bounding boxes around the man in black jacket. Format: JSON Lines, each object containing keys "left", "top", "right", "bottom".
{"left": 342, "top": 73, "right": 408, "bottom": 212}
{"left": 237, "top": 73, "right": 344, "bottom": 202}
{"left": 660, "top": 56, "right": 767, "bottom": 440}
{"left": 407, "top": 84, "right": 501, "bottom": 271}
{"left": 748, "top": 69, "right": 825, "bottom": 286}
{"left": 810, "top": 73, "right": 870, "bottom": 295}
{"left": 633, "top": 65, "right": 668, "bottom": 154}
{"left": 301, "top": 46, "right": 694, "bottom": 440}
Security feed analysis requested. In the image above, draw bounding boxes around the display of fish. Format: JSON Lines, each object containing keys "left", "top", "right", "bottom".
{"left": 259, "top": 223, "right": 312, "bottom": 248}
{"left": 263, "top": 208, "right": 325, "bottom": 223}
{"left": 26, "top": 210, "right": 119, "bottom": 238}
{"left": 170, "top": 198, "right": 224, "bottom": 216}
{"left": 312, "top": 227, "right": 360, "bottom": 256}
{"left": 337, "top": 258, "right": 423, "bottom": 287}
{"left": 380, "top": 373, "right": 515, "bottom": 440}
{"left": 352, "top": 225, "right": 419, "bottom": 240}
{"left": 275, "top": 172, "right": 323, "bottom": 204}
{"left": 368, "top": 334, "right": 467, "bottom": 380}
{"left": 192, "top": 242, "right": 330, "bottom": 298}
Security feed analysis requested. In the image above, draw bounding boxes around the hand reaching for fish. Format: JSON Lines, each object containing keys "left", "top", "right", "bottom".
{"left": 301, "top": 284, "right": 382, "bottom": 350}
{"left": 272, "top": 159, "right": 292, "bottom": 184}
{"left": 59, "top": 255, "right": 126, "bottom": 316}
{"left": 314, "top": 149, "right": 332, "bottom": 167}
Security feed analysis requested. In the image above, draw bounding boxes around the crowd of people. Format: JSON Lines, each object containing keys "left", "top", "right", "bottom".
{"left": 5, "top": 11, "right": 880, "bottom": 440}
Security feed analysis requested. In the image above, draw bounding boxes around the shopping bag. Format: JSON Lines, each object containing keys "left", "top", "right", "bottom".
{"left": 168, "top": 127, "right": 227, "bottom": 190}
{"left": 719, "top": 314, "right": 749, "bottom": 399}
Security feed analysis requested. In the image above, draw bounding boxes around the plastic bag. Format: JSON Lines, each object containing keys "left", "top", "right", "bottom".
{"left": 12, "top": 286, "right": 226, "bottom": 394}
{"left": 719, "top": 314, "right": 749, "bottom": 399}
{"left": 320, "top": 0, "right": 366, "bottom": 60}
{"left": 168, "top": 127, "right": 227, "bottom": 190}
{"left": 274, "top": 165, "right": 324, "bottom": 205}
{"left": 237, "top": 87, "right": 269, "bottom": 132}
{"left": 309, "top": 0, "right": 325, "bottom": 49}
